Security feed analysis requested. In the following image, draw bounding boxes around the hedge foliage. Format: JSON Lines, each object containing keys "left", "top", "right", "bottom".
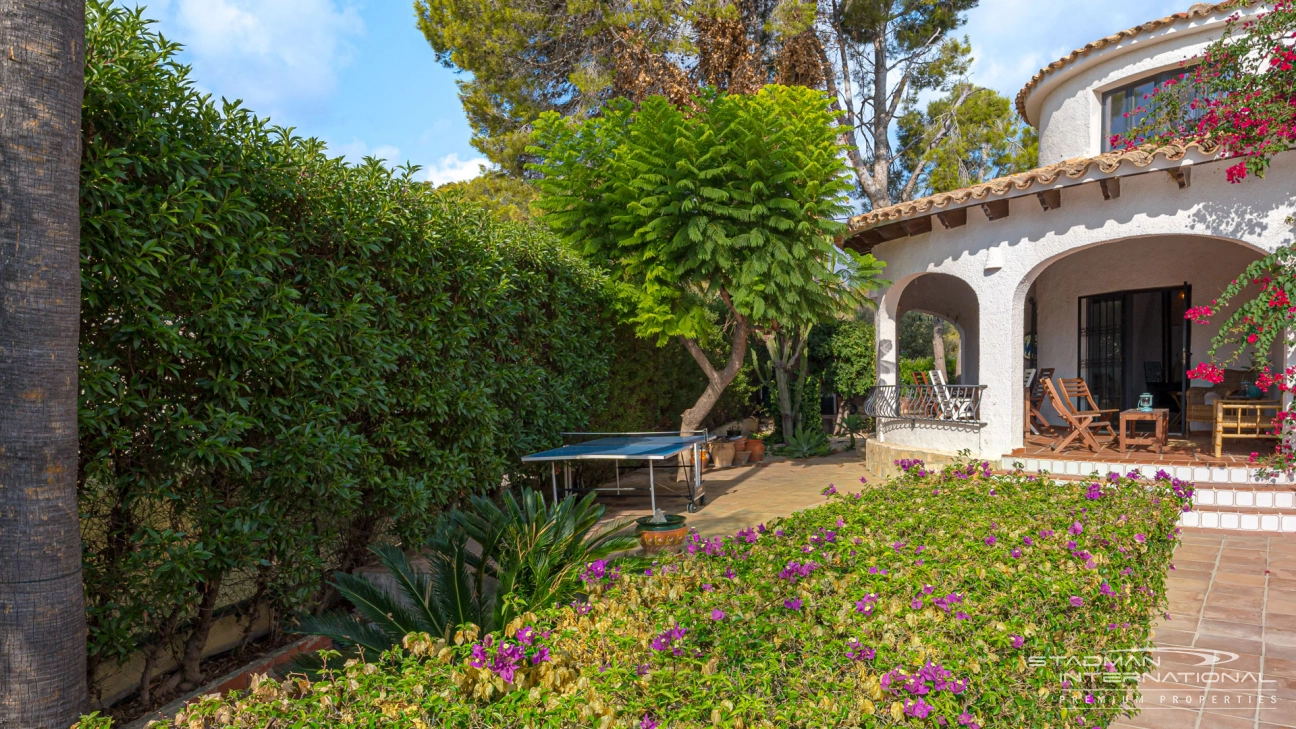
{"left": 143, "top": 463, "right": 1190, "bottom": 728}
{"left": 78, "top": 3, "right": 613, "bottom": 692}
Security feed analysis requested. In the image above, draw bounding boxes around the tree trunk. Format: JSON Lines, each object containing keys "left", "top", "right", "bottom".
{"left": 679, "top": 315, "right": 750, "bottom": 435}
{"left": 0, "top": 2, "right": 89, "bottom": 726}
{"left": 932, "top": 321, "right": 947, "bottom": 381}
{"left": 179, "top": 575, "right": 224, "bottom": 687}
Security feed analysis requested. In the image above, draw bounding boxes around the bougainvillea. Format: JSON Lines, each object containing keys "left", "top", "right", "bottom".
{"left": 136, "top": 460, "right": 1189, "bottom": 728}
{"left": 1112, "top": 1, "right": 1296, "bottom": 471}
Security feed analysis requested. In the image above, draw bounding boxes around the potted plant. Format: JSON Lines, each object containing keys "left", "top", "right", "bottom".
{"left": 746, "top": 435, "right": 766, "bottom": 462}
{"left": 635, "top": 511, "right": 689, "bottom": 554}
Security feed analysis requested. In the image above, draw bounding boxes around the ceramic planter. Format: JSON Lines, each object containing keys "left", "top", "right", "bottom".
{"left": 711, "top": 441, "right": 735, "bottom": 468}
{"left": 746, "top": 439, "right": 766, "bottom": 462}
{"left": 635, "top": 514, "right": 688, "bottom": 554}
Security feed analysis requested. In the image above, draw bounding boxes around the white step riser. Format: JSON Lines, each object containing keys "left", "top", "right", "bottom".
{"left": 1179, "top": 511, "right": 1296, "bottom": 532}
{"left": 1001, "top": 457, "right": 1296, "bottom": 487}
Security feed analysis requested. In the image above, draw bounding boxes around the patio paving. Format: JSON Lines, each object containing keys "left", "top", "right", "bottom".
{"left": 1113, "top": 530, "right": 1296, "bottom": 729}
{"left": 597, "top": 446, "right": 872, "bottom": 536}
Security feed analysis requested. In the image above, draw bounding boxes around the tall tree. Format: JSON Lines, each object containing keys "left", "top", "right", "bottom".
{"left": 0, "top": 1, "right": 90, "bottom": 725}
{"left": 413, "top": 0, "right": 980, "bottom": 206}
{"left": 529, "top": 86, "right": 883, "bottom": 434}
{"left": 897, "top": 83, "right": 1037, "bottom": 196}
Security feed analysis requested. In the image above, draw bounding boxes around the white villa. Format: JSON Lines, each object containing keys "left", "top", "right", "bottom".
{"left": 848, "top": 1, "right": 1296, "bottom": 493}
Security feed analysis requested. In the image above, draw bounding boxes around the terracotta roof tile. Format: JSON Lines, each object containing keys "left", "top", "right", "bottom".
{"left": 845, "top": 140, "right": 1220, "bottom": 234}
{"left": 1014, "top": 0, "right": 1257, "bottom": 125}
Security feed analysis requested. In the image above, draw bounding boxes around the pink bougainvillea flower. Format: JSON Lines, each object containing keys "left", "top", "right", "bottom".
{"left": 640, "top": 715, "right": 659, "bottom": 729}
{"left": 957, "top": 712, "right": 981, "bottom": 729}
{"left": 1011, "top": 635, "right": 1024, "bottom": 648}
{"left": 784, "top": 598, "right": 803, "bottom": 611}
{"left": 711, "top": 608, "right": 726, "bottom": 621}
{"left": 1069, "top": 596, "right": 1084, "bottom": 607}
{"left": 1135, "top": 533, "right": 1146, "bottom": 543}
{"left": 984, "top": 535, "right": 997, "bottom": 546}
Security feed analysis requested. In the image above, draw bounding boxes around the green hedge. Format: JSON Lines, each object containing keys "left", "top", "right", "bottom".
{"left": 78, "top": 3, "right": 613, "bottom": 693}
{"left": 138, "top": 463, "right": 1189, "bottom": 727}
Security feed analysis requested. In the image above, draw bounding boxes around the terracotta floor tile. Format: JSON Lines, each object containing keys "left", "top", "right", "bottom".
{"left": 1152, "top": 628, "right": 1198, "bottom": 647}
{"left": 1217, "top": 572, "right": 1269, "bottom": 587}
{"left": 1201, "top": 619, "right": 1266, "bottom": 641}
{"left": 1204, "top": 605, "right": 1267, "bottom": 625}
{"left": 1197, "top": 633, "right": 1266, "bottom": 657}
{"left": 1212, "top": 583, "right": 1267, "bottom": 598}
{"left": 1199, "top": 710, "right": 1262, "bottom": 729}
{"left": 1266, "top": 645, "right": 1296, "bottom": 664}
{"left": 1268, "top": 614, "right": 1296, "bottom": 632}
{"left": 1120, "top": 707, "right": 1202, "bottom": 729}
{"left": 1257, "top": 697, "right": 1296, "bottom": 727}
{"left": 1203, "top": 689, "right": 1263, "bottom": 718}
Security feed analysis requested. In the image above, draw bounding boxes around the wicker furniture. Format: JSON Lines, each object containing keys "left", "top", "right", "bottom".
{"left": 1213, "top": 399, "right": 1280, "bottom": 457}
{"left": 1119, "top": 408, "right": 1168, "bottom": 454}
{"left": 1185, "top": 369, "right": 1249, "bottom": 431}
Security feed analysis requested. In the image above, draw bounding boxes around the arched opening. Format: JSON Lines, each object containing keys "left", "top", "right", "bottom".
{"left": 1015, "top": 234, "right": 1279, "bottom": 460}
{"left": 896, "top": 273, "right": 980, "bottom": 386}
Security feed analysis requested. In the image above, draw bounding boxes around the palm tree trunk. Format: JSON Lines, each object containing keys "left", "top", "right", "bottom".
{"left": 0, "top": 2, "right": 89, "bottom": 725}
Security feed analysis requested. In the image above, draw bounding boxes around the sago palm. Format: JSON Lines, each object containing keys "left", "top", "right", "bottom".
{"left": 297, "top": 488, "right": 635, "bottom": 655}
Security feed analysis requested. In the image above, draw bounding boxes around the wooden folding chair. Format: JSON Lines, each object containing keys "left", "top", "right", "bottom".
{"left": 1040, "top": 378, "right": 1116, "bottom": 453}
{"left": 1027, "top": 367, "right": 1054, "bottom": 434}
{"left": 1058, "top": 378, "right": 1118, "bottom": 434}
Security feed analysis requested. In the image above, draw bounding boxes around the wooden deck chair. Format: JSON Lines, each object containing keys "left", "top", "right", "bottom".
{"left": 930, "top": 369, "right": 975, "bottom": 421}
{"left": 1058, "top": 378, "right": 1118, "bottom": 435}
{"left": 1027, "top": 367, "right": 1055, "bottom": 434}
{"left": 1040, "top": 377, "right": 1115, "bottom": 453}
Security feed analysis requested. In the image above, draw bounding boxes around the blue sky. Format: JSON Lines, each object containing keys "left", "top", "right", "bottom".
{"left": 134, "top": 0, "right": 1192, "bottom": 185}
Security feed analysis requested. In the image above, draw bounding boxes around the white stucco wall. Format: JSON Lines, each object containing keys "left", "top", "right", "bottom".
{"left": 870, "top": 154, "right": 1296, "bottom": 459}
{"left": 1025, "top": 5, "right": 1265, "bottom": 165}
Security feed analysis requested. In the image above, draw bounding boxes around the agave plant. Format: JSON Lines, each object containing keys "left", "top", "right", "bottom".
{"left": 777, "top": 424, "right": 832, "bottom": 459}
{"left": 296, "top": 488, "right": 636, "bottom": 656}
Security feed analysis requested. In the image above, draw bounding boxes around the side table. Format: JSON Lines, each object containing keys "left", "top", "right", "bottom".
{"left": 1119, "top": 408, "right": 1168, "bottom": 454}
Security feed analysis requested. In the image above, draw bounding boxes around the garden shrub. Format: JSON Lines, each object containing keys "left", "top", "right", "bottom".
{"left": 149, "top": 463, "right": 1191, "bottom": 728}
{"left": 78, "top": 3, "right": 613, "bottom": 699}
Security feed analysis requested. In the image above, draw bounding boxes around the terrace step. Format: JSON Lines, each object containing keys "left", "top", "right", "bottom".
{"left": 1000, "top": 455, "right": 1296, "bottom": 488}
{"left": 996, "top": 458, "right": 1296, "bottom": 533}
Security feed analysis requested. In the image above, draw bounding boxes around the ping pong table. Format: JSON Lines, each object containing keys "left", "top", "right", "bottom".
{"left": 521, "top": 432, "right": 713, "bottom": 513}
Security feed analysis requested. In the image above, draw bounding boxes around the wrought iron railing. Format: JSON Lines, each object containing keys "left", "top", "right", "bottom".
{"left": 863, "top": 384, "right": 987, "bottom": 424}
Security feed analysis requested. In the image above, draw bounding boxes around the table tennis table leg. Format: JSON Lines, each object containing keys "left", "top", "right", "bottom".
{"left": 551, "top": 462, "right": 558, "bottom": 504}
{"left": 648, "top": 460, "right": 656, "bottom": 515}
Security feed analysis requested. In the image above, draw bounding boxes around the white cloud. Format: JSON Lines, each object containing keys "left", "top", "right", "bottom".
{"left": 962, "top": 0, "right": 1189, "bottom": 100}
{"left": 423, "top": 153, "right": 487, "bottom": 187}
{"left": 151, "top": 0, "right": 363, "bottom": 117}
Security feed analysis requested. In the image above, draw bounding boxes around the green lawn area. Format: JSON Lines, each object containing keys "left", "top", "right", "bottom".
{"left": 138, "top": 461, "right": 1190, "bottom": 728}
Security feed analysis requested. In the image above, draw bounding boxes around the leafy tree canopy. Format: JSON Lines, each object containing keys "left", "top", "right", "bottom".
{"left": 414, "top": 0, "right": 1006, "bottom": 209}
{"left": 528, "top": 85, "right": 884, "bottom": 430}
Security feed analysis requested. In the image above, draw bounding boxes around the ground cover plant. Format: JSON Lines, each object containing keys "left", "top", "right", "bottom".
{"left": 106, "top": 460, "right": 1192, "bottom": 728}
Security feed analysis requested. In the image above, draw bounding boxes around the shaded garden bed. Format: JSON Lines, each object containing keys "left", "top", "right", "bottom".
{"left": 83, "top": 460, "right": 1191, "bottom": 728}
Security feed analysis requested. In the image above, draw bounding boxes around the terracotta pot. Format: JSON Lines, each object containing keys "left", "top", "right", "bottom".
{"left": 746, "top": 439, "right": 766, "bottom": 462}
{"left": 732, "top": 436, "right": 749, "bottom": 452}
{"left": 733, "top": 450, "right": 751, "bottom": 466}
{"left": 636, "top": 514, "right": 689, "bottom": 554}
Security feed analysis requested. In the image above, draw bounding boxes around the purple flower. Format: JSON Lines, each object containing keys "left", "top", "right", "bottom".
{"left": 1069, "top": 596, "right": 1084, "bottom": 607}
{"left": 651, "top": 624, "right": 688, "bottom": 656}
{"left": 1010, "top": 548, "right": 1022, "bottom": 559}
{"left": 1068, "top": 521, "right": 1084, "bottom": 536}
{"left": 711, "top": 608, "right": 726, "bottom": 621}
{"left": 823, "top": 484, "right": 837, "bottom": 496}
{"left": 957, "top": 713, "right": 980, "bottom": 729}
{"left": 1135, "top": 533, "right": 1146, "bottom": 544}
{"left": 702, "top": 583, "right": 714, "bottom": 592}
{"left": 1022, "top": 536, "right": 1033, "bottom": 546}
{"left": 636, "top": 663, "right": 650, "bottom": 676}
{"left": 954, "top": 611, "right": 970, "bottom": 620}
{"left": 1099, "top": 582, "right": 1116, "bottom": 597}
{"left": 757, "top": 523, "right": 767, "bottom": 533}
{"left": 911, "top": 597, "right": 924, "bottom": 609}
{"left": 778, "top": 560, "right": 819, "bottom": 584}
{"left": 784, "top": 598, "right": 803, "bottom": 611}
{"left": 904, "top": 698, "right": 933, "bottom": 718}
{"left": 1010, "top": 635, "right": 1024, "bottom": 648}
{"left": 640, "top": 715, "right": 659, "bottom": 729}
{"left": 845, "top": 638, "right": 874, "bottom": 661}
{"left": 984, "top": 535, "right": 997, "bottom": 546}
{"left": 531, "top": 646, "right": 551, "bottom": 664}
{"left": 723, "top": 568, "right": 736, "bottom": 579}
